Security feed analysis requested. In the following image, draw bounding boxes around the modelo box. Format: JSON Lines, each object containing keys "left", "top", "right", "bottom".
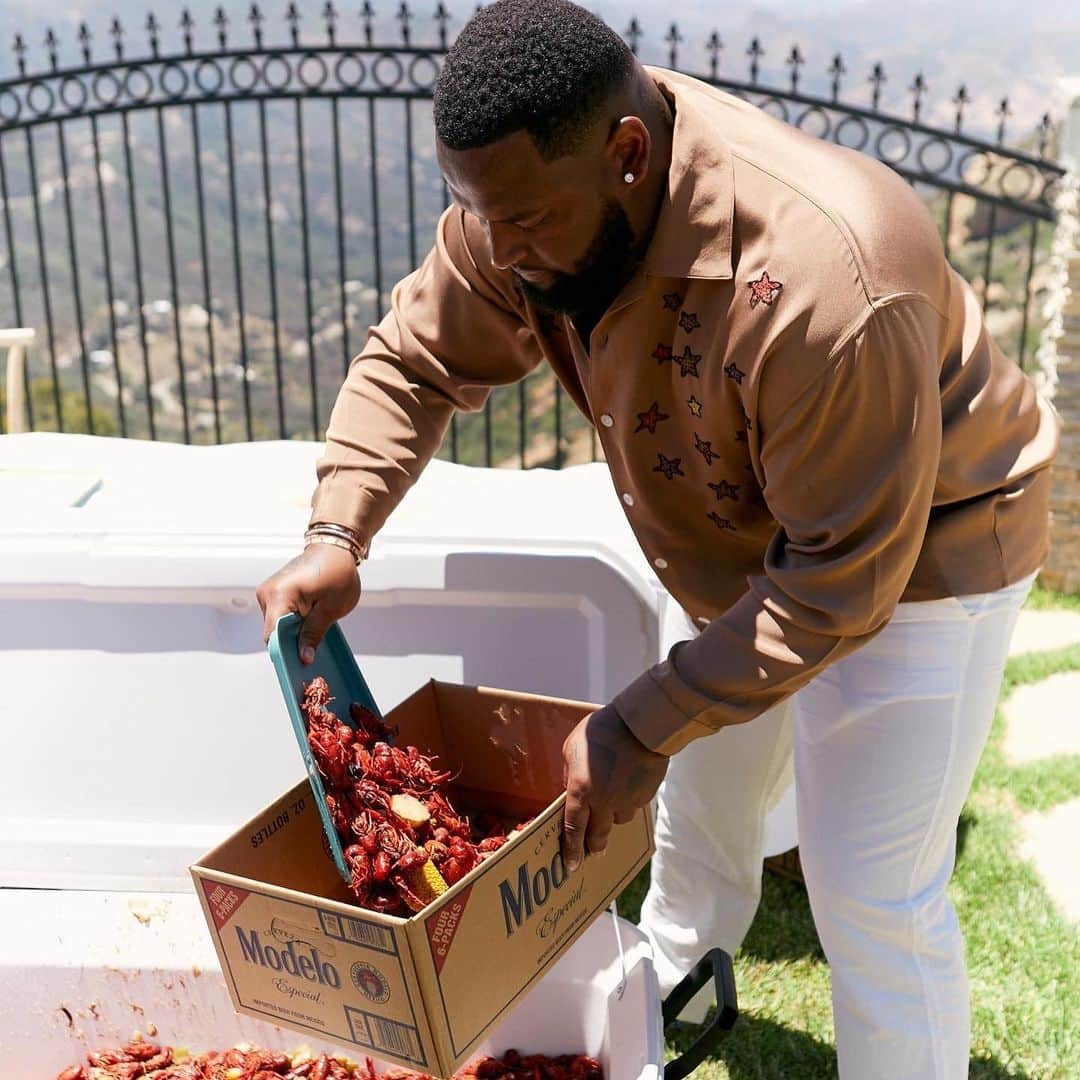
{"left": 191, "top": 679, "right": 654, "bottom": 1077}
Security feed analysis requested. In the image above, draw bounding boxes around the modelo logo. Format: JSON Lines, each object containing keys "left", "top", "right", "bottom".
{"left": 498, "top": 852, "right": 569, "bottom": 937}
{"left": 235, "top": 927, "right": 341, "bottom": 988}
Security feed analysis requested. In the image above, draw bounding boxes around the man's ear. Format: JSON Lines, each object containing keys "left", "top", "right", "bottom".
{"left": 606, "top": 115, "right": 651, "bottom": 190}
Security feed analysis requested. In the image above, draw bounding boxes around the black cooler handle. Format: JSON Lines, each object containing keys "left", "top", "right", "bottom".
{"left": 660, "top": 948, "right": 739, "bottom": 1079}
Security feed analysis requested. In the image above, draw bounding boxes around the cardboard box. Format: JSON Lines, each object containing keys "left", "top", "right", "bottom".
{"left": 191, "top": 680, "right": 654, "bottom": 1077}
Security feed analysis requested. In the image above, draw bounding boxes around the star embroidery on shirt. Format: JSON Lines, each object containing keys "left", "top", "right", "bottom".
{"left": 724, "top": 362, "right": 745, "bottom": 385}
{"left": 635, "top": 401, "right": 670, "bottom": 434}
{"left": 707, "top": 512, "right": 737, "bottom": 531}
{"left": 708, "top": 480, "right": 741, "bottom": 501}
{"left": 678, "top": 311, "right": 701, "bottom": 334}
{"left": 748, "top": 270, "right": 783, "bottom": 309}
{"left": 654, "top": 453, "right": 685, "bottom": 480}
{"left": 662, "top": 291, "right": 683, "bottom": 311}
{"left": 676, "top": 345, "right": 702, "bottom": 378}
{"left": 694, "top": 433, "right": 716, "bottom": 465}
{"left": 652, "top": 343, "right": 673, "bottom": 365}
{"left": 687, "top": 395, "right": 703, "bottom": 418}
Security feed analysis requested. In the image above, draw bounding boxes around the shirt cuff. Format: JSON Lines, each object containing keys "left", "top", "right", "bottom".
{"left": 611, "top": 652, "right": 718, "bottom": 756}
{"left": 308, "top": 480, "right": 380, "bottom": 546}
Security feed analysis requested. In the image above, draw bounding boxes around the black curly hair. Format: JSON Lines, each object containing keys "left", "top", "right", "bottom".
{"left": 433, "top": 0, "right": 635, "bottom": 161}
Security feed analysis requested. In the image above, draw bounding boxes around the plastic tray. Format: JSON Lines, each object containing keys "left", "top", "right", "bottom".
{"left": 267, "top": 612, "right": 383, "bottom": 883}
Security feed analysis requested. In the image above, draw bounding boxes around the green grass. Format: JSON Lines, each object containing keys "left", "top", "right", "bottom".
{"left": 1024, "top": 583, "right": 1080, "bottom": 614}
{"left": 614, "top": 644, "right": 1080, "bottom": 1078}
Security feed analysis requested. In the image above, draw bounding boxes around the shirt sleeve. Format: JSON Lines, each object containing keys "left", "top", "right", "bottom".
{"left": 310, "top": 206, "right": 544, "bottom": 541}
{"left": 611, "top": 298, "right": 946, "bottom": 755}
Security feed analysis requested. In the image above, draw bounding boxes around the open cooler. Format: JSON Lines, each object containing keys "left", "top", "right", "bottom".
{"left": 0, "top": 889, "right": 734, "bottom": 1079}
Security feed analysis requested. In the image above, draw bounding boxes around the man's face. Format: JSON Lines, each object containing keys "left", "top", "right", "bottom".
{"left": 437, "top": 128, "right": 641, "bottom": 318}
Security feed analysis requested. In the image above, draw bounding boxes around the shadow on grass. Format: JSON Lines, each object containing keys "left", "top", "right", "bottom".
{"left": 667, "top": 1013, "right": 1032, "bottom": 1079}
{"left": 739, "top": 873, "right": 825, "bottom": 964}
{"left": 668, "top": 1012, "right": 837, "bottom": 1078}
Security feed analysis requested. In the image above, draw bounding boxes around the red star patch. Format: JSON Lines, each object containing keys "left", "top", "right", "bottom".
{"left": 662, "top": 292, "right": 683, "bottom": 311}
{"left": 708, "top": 480, "right": 740, "bottom": 501}
{"left": 676, "top": 346, "right": 701, "bottom": 378}
{"left": 748, "top": 271, "right": 783, "bottom": 309}
{"left": 652, "top": 343, "right": 673, "bottom": 365}
{"left": 707, "top": 512, "right": 737, "bottom": 531}
{"left": 654, "top": 453, "right": 684, "bottom": 480}
{"left": 635, "top": 401, "right": 670, "bottom": 434}
{"left": 724, "top": 362, "right": 745, "bottom": 385}
{"left": 678, "top": 311, "right": 701, "bottom": 334}
{"left": 694, "top": 433, "right": 716, "bottom": 465}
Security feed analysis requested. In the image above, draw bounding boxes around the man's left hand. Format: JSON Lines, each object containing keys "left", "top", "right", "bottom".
{"left": 561, "top": 704, "right": 669, "bottom": 872}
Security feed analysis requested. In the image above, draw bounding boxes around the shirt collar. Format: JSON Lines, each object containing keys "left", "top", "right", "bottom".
{"left": 643, "top": 67, "right": 735, "bottom": 282}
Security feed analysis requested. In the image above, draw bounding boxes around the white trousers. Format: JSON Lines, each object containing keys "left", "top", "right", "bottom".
{"left": 641, "top": 574, "right": 1033, "bottom": 1079}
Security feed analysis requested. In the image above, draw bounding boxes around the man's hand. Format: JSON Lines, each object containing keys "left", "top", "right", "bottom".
{"left": 256, "top": 544, "right": 362, "bottom": 663}
{"left": 561, "top": 704, "right": 669, "bottom": 872}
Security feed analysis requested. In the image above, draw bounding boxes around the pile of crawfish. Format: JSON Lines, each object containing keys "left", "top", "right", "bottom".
{"left": 302, "top": 677, "right": 517, "bottom": 915}
{"left": 55, "top": 1043, "right": 603, "bottom": 1080}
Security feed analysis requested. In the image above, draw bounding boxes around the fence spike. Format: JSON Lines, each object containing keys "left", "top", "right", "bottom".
{"left": 110, "top": 16, "right": 125, "bottom": 61}
{"left": 286, "top": 2, "right": 301, "bottom": 46}
{"left": 44, "top": 27, "right": 59, "bottom": 72}
{"left": 361, "top": 0, "right": 375, "bottom": 46}
{"left": 213, "top": 6, "right": 229, "bottom": 50}
{"left": 180, "top": 9, "right": 195, "bottom": 55}
{"left": 828, "top": 53, "right": 845, "bottom": 102}
{"left": 146, "top": 13, "right": 161, "bottom": 58}
{"left": 624, "top": 17, "right": 642, "bottom": 57}
{"left": 707, "top": 31, "right": 722, "bottom": 80}
{"left": 747, "top": 37, "right": 764, "bottom": 86}
{"left": 435, "top": 1, "right": 451, "bottom": 49}
{"left": 869, "top": 61, "right": 886, "bottom": 110}
{"left": 77, "top": 22, "right": 92, "bottom": 65}
{"left": 665, "top": 23, "right": 682, "bottom": 69}
{"left": 786, "top": 44, "right": 804, "bottom": 94}
{"left": 996, "top": 97, "right": 1012, "bottom": 144}
{"left": 398, "top": 1, "right": 413, "bottom": 46}
{"left": 909, "top": 72, "right": 927, "bottom": 123}
{"left": 323, "top": 0, "right": 338, "bottom": 45}
{"left": 952, "top": 84, "right": 970, "bottom": 134}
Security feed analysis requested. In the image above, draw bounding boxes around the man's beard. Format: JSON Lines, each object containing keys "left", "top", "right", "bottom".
{"left": 513, "top": 198, "right": 643, "bottom": 320}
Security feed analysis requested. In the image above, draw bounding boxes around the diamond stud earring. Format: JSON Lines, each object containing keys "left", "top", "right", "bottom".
{"left": 624, "top": 172, "right": 635, "bottom": 183}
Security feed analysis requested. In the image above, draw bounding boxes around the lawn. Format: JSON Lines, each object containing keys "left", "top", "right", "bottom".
{"left": 614, "top": 591, "right": 1080, "bottom": 1078}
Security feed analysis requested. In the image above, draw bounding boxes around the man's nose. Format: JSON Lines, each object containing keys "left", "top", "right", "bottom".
{"left": 486, "top": 221, "right": 528, "bottom": 271}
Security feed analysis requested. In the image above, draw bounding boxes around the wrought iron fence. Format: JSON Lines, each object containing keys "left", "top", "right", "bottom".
{"left": 0, "top": 6, "right": 1066, "bottom": 467}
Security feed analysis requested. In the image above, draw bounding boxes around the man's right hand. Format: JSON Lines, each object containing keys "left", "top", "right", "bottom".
{"left": 256, "top": 544, "right": 363, "bottom": 664}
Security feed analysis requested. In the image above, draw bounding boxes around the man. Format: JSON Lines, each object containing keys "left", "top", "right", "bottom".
{"left": 256, "top": 1, "right": 1059, "bottom": 1075}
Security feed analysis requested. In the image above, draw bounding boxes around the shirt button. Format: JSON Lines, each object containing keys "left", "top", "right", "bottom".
{"left": 622, "top": 492, "right": 634, "bottom": 507}
{"left": 600, "top": 413, "right": 614, "bottom": 428}
{"left": 653, "top": 558, "right": 668, "bottom": 570}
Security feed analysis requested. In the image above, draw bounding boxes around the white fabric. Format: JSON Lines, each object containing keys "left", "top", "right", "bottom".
{"left": 642, "top": 574, "right": 1034, "bottom": 1079}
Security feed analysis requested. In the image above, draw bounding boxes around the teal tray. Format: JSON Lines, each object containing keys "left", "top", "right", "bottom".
{"left": 267, "top": 612, "right": 384, "bottom": 883}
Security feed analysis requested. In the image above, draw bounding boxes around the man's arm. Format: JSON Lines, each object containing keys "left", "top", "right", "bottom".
{"left": 310, "top": 204, "right": 544, "bottom": 543}
{"left": 258, "top": 205, "right": 542, "bottom": 654}
{"left": 613, "top": 297, "right": 945, "bottom": 753}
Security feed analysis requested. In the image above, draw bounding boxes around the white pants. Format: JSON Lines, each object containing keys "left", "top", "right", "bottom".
{"left": 642, "top": 574, "right": 1033, "bottom": 1079}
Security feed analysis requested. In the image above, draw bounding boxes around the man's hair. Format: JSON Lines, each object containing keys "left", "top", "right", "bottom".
{"left": 433, "top": 0, "right": 634, "bottom": 161}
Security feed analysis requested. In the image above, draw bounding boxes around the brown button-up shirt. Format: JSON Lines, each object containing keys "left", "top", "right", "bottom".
{"left": 311, "top": 67, "right": 1059, "bottom": 755}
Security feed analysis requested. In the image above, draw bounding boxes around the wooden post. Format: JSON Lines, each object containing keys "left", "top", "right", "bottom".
{"left": 0, "top": 327, "right": 35, "bottom": 434}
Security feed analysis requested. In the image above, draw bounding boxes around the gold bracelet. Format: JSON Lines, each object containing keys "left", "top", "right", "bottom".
{"left": 307, "top": 522, "right": 370, "bottom": 560}
{"left": 304, "top": 533, "right": 364, "bottom": 564}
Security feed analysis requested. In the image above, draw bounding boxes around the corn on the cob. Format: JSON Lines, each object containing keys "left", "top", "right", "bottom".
{"left": 400, "top": 855, "right": 449, "bottom": 911}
